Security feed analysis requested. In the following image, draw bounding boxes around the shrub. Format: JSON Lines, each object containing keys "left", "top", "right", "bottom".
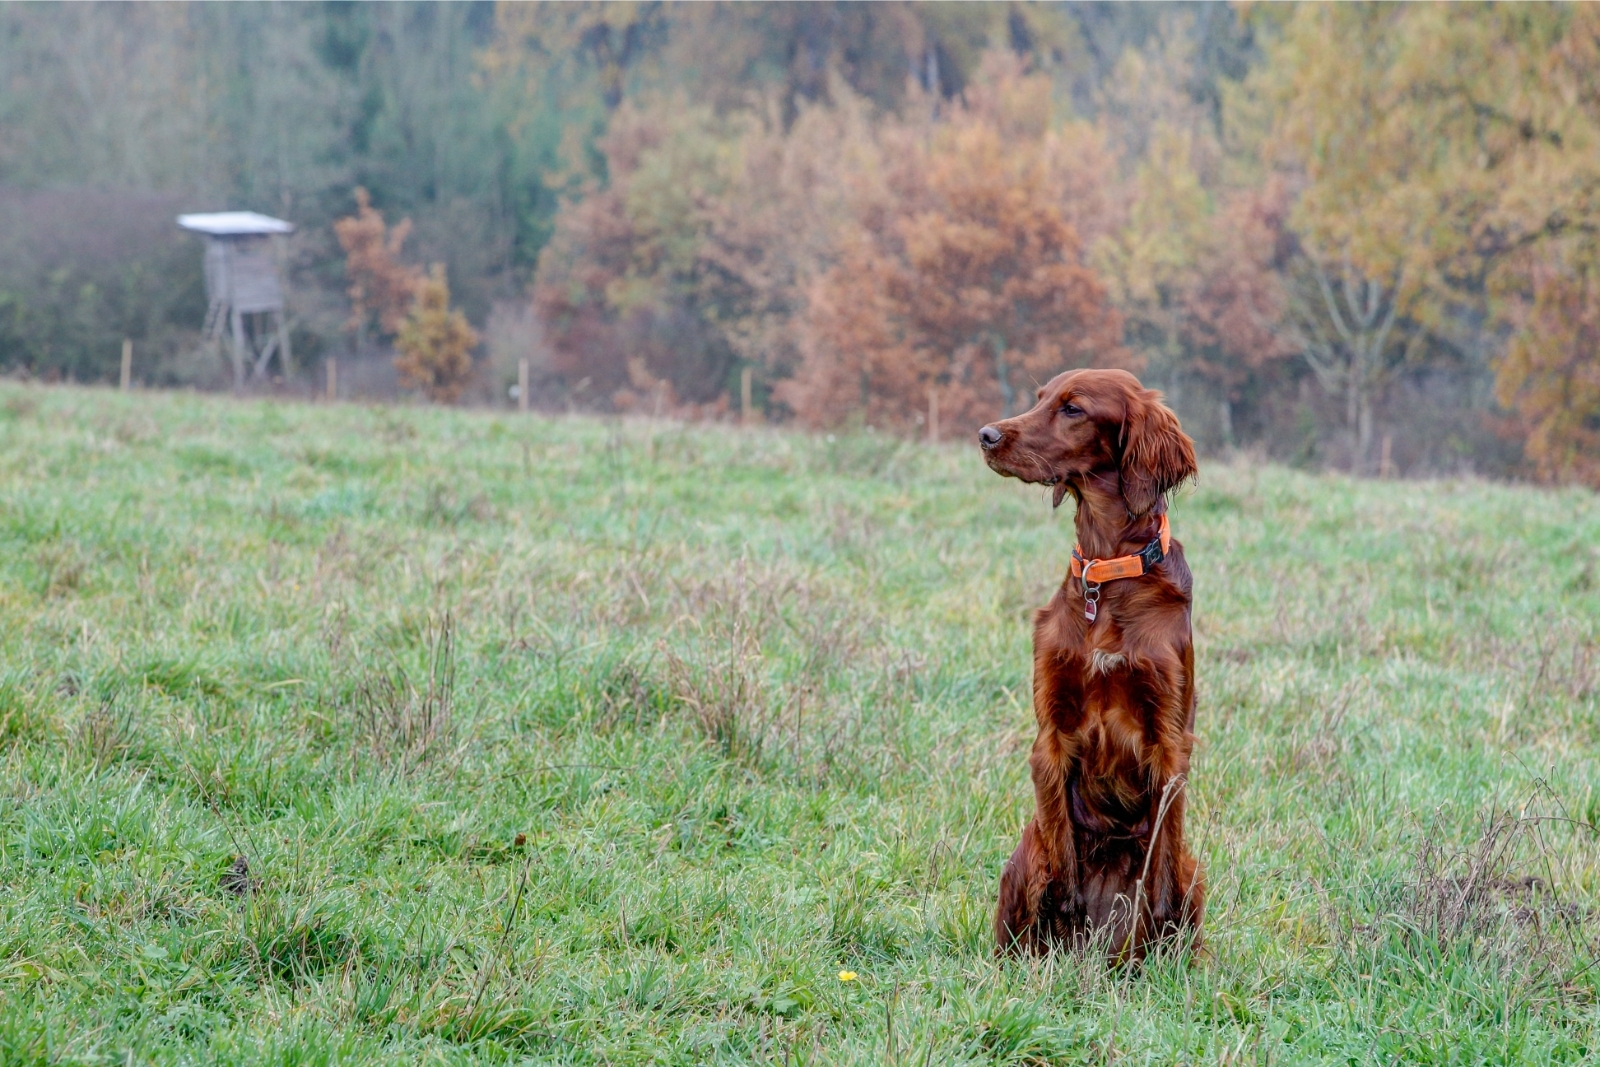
{"left": 394, "top": 266, "right": 478, "bottom": 404}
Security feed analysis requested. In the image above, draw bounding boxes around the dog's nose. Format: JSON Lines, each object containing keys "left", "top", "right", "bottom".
{"left": 978, "top": 425, "right": 1003, "bottom": 450}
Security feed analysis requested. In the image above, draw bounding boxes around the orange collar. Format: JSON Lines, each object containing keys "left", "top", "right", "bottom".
{"left": 1069, "top": 514, "right": 1169, "bottom": 623}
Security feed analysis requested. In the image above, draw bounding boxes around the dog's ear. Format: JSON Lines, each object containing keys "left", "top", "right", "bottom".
{"left": 1119, "top": 388, "right": 1197, "bottom": 516}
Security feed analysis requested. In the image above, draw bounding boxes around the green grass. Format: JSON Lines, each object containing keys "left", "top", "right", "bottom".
{"left": 1, "top": 382, "right": 1599, "bottom": 1065}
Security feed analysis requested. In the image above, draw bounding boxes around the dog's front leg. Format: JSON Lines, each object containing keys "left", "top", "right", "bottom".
{"left": 995, "top": 819, "right": 1044, "bottom": 953}
{"left": 1140, "top": 780, "right": 1186, "bottom": 935}
{"left": 1139, "top": 728, "right": 1200, "bottom": 946}
{"left": 995, "top": 728, "right": 1081, "bottom": 954}
{"left": 1131, "top": 660, "right": 1199, "bottom": 946}
{"left": 997, "top": 633, "right": 1088, "bottom": 954}
{"left": 994, "top": 810, "right": 1080, "bottom": 954}
{"left": 1027, "top": 727, "right": 1081, "bottom": 933}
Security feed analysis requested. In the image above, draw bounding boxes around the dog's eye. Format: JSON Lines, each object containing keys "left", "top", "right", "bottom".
{"left": 1060, "top": 401, "right": 1084, "bottom": 417}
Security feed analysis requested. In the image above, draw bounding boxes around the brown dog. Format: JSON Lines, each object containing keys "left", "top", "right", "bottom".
{"left": 978, "top": 368, "right": 1203, "bottom": 959}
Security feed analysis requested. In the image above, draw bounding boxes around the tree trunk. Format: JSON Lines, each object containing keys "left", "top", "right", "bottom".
{"left": 991, "top": 335, "right": 1015, "bottom": 417}
{"left": 1344, "top": 377, "right": 1362, "bottom": 472}
{"left": 1357, "top": 390, "right": 1374, "bottom": 475}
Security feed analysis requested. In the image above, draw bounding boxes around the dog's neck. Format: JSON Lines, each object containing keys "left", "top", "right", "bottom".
{"left": 1072, "top": 471, "right": 1163, "bottom": 560}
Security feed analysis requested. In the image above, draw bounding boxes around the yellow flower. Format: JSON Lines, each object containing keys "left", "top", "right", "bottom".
{"left": 837, "top": 970, "right": 858, "bottom": 982}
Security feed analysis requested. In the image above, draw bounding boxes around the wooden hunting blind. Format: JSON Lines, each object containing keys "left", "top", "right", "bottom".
{"left": 177, "top": 211, "right": 294, "bottom": 388}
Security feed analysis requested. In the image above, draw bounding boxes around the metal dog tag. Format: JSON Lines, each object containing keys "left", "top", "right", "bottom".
{"left": 1084, "top": 598, "right": 1098, "bottom": 623}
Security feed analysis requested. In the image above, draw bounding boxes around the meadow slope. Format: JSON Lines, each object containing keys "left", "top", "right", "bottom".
{"left": 1, "top": 384, "right": 1599, "bottom": 1065}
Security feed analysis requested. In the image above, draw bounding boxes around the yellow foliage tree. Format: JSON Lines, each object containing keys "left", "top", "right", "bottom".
{"left": 395, "top": 266, "right": 479, "bottom": 404}
{"left": 1256, "top": 3, "right": 1600, "bottom": 482}
{"left": 1096, "top": 123, "right": 1212, "bottom": 377}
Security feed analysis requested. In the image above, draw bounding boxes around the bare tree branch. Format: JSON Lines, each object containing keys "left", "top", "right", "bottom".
{"left": 1315, "top": 259, "right": 1358, "bottom": 346}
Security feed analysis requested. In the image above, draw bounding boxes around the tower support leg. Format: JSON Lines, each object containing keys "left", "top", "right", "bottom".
{"left": 230, "top": 307, "right": 246, "bottom": 391}
{"left": 276, "top": 309, "right": 292, "bottom": 382}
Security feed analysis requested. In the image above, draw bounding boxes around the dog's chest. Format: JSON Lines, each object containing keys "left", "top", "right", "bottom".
{"left": 1086, "top": 647, "right": 1126, "bottom": 678}
{"left": 1068, "top": 640, "right": 1155, "bottom": 822}
{"left": 1069, "top": 699, "right": 1148, "bottom": 828}
{"left": 1037, "top": 607, "right": 1150, "bottom": 746}
{"left": 1071, "top": 670, "right": 1145, "bottom": 763}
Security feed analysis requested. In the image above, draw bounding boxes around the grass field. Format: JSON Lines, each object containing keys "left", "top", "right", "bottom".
{"left": 1, "top": 383, "right": 1599, "bottom": 1065}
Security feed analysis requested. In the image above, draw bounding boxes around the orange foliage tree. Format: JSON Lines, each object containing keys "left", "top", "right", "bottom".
{"left": 531, "top": 56, "right": 1136, "bottom": 427}
{"left": 785, "top": 63, "right": 1129, "bottom": 432}
{"left": 1496, "top": 251, "right": 1600, "bottom": 486}
{"left": 395, "top": 265, "right": 479, "bottom": 403}
{"left": 334, "top": 188, "right": 424, "bottom": 351}
{"left": 1487, "top": 8, "right": 1600, "bottom": 486}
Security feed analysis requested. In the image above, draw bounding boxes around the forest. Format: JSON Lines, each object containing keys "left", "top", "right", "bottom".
{"left": 0, "top": 2, "right": 1596, "bottom": 485}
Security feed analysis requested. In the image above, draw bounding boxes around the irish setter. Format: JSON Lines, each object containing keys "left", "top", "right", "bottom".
{"left": 978, "top": 368, "right": 1203, "bottom": 959}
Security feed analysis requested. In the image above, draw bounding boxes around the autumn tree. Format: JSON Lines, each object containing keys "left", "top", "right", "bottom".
{"left": 1254, "top": 3, "right": 1600, "bottom": 480}
{"left": 1486, "top": 8, "right": 1600, "bottom": 485}
{"left": 786, "top": 57, "right": 1129, "bottom": 432}
{"left": 1245, "top": 6, "right": 1435, "bottom": 469}
{"left": 530, "top": 99, "right": 750, "bottom": 412}
{"left": 532, "top": 53, "right": 1130, "bottom": 428}
{"left": 1495, "top": 250, "right": 1600, "bottom": 486}
{"left": 1178, "top": 183, "right": 1297, "bottom": 444}
{"left": 1095, "top": 123, "right": 1209, "bottom": 387}
{"left": 1089, "top": 17, "right": 1296, "bottom": 449}
{"left": 334, "top": 188, "right": 423, "bottom": 354}
{"left": 395, "top": 265, "right": 478, "bottom": 404}
{"left": 530, "top": 87, "right": 881, "bottom": 414}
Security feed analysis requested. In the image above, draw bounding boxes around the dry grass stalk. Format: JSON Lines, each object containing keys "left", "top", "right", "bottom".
{"left": 1285, "top": 679, "right": 1360, "bottom": 777}
{"left": 352, "top": 614, "right": 457, "bottom": 774}
{"left": 80, "top": 692, "right": 137, "bottom": 769}
{"left": 1396, "top": 801, "right": 1600, "bottom": 998}
{"left": 661, "top": 610, "right": 769, "bottom": 763}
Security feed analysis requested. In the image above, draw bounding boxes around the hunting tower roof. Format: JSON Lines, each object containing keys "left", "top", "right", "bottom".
{"left": 177, "top": 211, "right": 294, "bottom": 236}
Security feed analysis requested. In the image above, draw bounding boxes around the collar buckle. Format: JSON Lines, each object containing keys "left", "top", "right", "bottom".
{"left": 1137, "top": 536, "right": 1165, "bottom": 572}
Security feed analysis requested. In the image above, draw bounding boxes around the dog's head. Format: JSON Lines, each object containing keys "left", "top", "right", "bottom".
{"left": 977, "top": 369, "right": 1196, "bottom": 515}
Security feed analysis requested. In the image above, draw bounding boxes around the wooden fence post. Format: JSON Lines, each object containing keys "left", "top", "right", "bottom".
{"left": 518, "top": 357, "right": 529, "bottom": 414}
{"left": 927, "top": 384, "right": 939, "bottom": 444}
{"left": 326, "top": 356, "right": 337, "bottom": 402}
{"left": 120, "top": 339, "right": 132, "bottom": 391}
{"left": 740, "top": 366, "right": 753, "bottom": 425}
